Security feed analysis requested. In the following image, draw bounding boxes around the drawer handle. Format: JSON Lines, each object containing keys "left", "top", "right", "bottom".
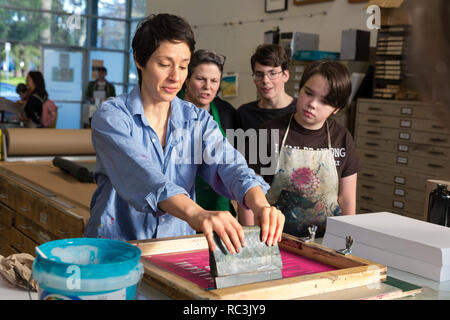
{"left": 366, "top": 130, "right": 381, "bottom": 135}
{"left": 367, "top": 119, "right": 380, "bottom": 123}
{"left": 364, "top": 153, "right": 378, "bottom": 158}
{"left": 362, "top": 185, "right": 375, "bottom": 190}
{"left": 431, "top": 125, "right": 444, "bottom": 129}
{"left": 19, "top": 207, "right": 31, "bottom": 212}
{"left": 361, "top": 196, "right": 374, "bottom": 201}
{"left": 428, "top": 151, "right": 445, "bottom": 156}
{"left": 368, "top": 107, "right": 382, "bottom": 111}
{"left": 362, "top": 173, "right": 375, "bottom": 178}
{"left": 0, "top": 194, "right": 7, "bottom": 199}
{"left": 429, "top": 138, "right": 447, "bottom": 143}
{"left": 19, "top": 224, "right": 32, "bottom": 230}
{"left": 428, "top": 163, "right": 443, "bottom": 169}
{"left": 365, "top": 142, "right": 380, "bottom": 147}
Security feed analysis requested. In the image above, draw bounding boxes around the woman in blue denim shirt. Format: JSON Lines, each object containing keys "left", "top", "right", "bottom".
{"left": 85, "top": 14, "right": 285, "bottom": 254}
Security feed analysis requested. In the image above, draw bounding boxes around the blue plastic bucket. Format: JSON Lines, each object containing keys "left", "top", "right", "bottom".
{"left": 32, "top": 238, "right": 143, "bottom": 300}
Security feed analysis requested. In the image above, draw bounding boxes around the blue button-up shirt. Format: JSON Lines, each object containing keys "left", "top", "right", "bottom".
{"left": 84, "top": 86, "right": 269, "bottom": 241}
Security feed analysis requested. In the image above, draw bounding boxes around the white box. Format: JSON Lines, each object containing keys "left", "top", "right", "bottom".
{"left": 323, "top": 212, "right": 450, "bottom": 282}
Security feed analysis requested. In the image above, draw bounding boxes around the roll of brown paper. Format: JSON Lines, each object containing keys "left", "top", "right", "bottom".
{"left": 5, "top": 128, "right": 95, "bottom": 156}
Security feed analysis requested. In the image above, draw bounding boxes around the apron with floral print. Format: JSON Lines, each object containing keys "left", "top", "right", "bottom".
{"left": 266, "top": 114, "right": 342, "bottom": 238}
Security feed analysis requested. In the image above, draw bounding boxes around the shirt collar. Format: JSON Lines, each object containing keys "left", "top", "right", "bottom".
{"left": 127, "top": 85, "right": 199, "bottom": 123}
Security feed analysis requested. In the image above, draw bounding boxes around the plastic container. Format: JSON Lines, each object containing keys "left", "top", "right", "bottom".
{"left": 293, "top": 50, "right": 340, "bottom": 61}
{"left": 32, "top": 238, "right": 143, "bottom": 300}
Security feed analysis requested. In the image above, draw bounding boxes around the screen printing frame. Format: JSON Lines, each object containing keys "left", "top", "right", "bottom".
{"left": 130, "top": 233, "right": 387, "bottom": 300}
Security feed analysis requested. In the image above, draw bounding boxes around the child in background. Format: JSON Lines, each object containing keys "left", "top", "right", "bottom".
{"left": 243, "top": 60, "right": 359, "bottom": 238}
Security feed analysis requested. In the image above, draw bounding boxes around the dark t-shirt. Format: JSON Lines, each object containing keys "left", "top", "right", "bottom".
{"left": 24, "top": 94, "right": 45, "bottom": 125}
{"left": 236, "top": 99, "right": 297, "bottom": 131}
{"left": 213, "top": 96, "right": 236, "bottom": 131}
{"left": 250, "top": 113, "right": 360, "bottom": 185}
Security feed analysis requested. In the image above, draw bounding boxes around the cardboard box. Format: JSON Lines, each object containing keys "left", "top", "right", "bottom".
{"left": 323, "top": 212, "right": 450, "bottom": 282}
{"left": 424, "top": 179, "right": 450, "bottom": 222}
{"left": 367, "top": 0, "right": 411, "bottom": 26}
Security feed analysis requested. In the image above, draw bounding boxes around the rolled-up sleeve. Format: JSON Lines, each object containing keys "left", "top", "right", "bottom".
{"left": 92, "top": 102, "right": 188, "bottom": 213}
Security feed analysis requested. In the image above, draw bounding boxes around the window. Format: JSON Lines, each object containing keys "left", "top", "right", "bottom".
{"left": 0, "top": 0, "right": 147, "bottom": 128}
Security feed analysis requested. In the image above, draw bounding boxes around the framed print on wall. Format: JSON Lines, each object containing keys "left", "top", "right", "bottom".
{"left": 265, "top": 0, "right": 288, "bottom": 13}
{"left": 293, "top": 0, "right": 333, "bottom": 5}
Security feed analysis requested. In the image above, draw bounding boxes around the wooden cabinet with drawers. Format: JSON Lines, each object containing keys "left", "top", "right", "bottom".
{"left": 0, "top": 162, "right": 94, "bottom": 257}
{"left": 355, "top": 98, "right": 450, "bottom": 221}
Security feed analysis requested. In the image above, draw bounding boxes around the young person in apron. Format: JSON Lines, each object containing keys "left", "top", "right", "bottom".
{"left": 243, "top": 60, "right": 359, "bottom": 238}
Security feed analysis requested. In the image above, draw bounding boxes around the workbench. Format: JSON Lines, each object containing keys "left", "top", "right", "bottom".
{"left": 1, "top": 244, "right": 449, "bottom": 300}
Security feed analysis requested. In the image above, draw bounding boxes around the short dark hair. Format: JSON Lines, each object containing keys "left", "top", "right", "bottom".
{"left": 250, "top": 44, "right": 290, "bottom": 73}
{"left": 187, "top": 50, "right": 226, "bottom": 80}
{"left": 27, "top": 71, "right": 48, "bottom": 99}
{"left": 98, "top": 66, "right": 107, "bottom": 73}
{"left": 299, "top": 60, "right": 352, "bottom": 110}
{"left": 132, "top": 14, "right": 196, "bottom": 86}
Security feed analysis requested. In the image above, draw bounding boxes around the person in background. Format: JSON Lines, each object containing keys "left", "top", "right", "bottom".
{"left": 178, "top": 49, "right": 237, "bottom": 215}
{"left": 86, "top": 66, "right": 116, "bottom": 105}
{"left": 85, "top": 14, "right": 285, "bottom": 254}
{"left": 22, "top": 71, "right": 49, "bottom": 128}
{"left": 15, "top": 83, "right": 28, "bottom": 102}
{"left": 236, "top": 44, "right": 296, "bottom": 131}
{"left": 241, "top": 60, "right": 359, "bottom": 238}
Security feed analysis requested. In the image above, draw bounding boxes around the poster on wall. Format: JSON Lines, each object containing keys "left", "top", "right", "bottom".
{"left": 221, "top": 73, "right": 238, "bottom": 98}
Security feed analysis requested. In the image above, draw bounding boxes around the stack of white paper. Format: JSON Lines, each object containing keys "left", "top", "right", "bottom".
{"left": 323, "top": 212, "right": 450, "bottom": 282}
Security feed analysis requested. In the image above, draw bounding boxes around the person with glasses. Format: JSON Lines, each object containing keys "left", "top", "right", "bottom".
{"left": 244, "top": 60, "right": 359, "bottom": 238}
{"left": 178, "top": 49, "right": 238, "bottom": 215}
{"left": 236, "top": 44, "right": 296, "bottom": 132}
{"left": 85, "top": 14, "right": 285, "bottom": 254}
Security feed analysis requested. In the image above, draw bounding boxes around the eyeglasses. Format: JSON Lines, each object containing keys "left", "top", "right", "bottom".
{"left": 195, "top": 50, "right": 226, "bottom": 67}
{"left": 252, "top": 70, "right": 284, "bottom": 81}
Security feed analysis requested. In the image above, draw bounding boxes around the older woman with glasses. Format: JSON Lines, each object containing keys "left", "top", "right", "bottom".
{"left": 178, "top": 50, "right": 238, "bottom": 215}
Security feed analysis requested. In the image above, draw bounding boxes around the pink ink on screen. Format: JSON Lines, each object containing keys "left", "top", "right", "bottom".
{"left": 144, "top": 249, "right": 337, "bottom": 289}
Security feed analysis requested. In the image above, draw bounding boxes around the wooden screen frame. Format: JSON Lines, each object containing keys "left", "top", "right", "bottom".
{"left": 130, "top": 233, "right": 387, "bottom": 300}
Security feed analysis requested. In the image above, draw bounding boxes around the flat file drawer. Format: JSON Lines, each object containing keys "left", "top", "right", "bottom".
{"left": 357, "top": 114, "right": 447, "bottom": 134}
{"left": 359, "top": 165, "right": 428, "bottom": 191}
{"left": 0, "top": 202, "right": 13, "bottom": 227}
{"left": 15, "top": 212, "right": 58, "bottom": 245}
{"left": 358, "top": 179, "right": 425, "bottom": 205}
{"left": 356, "top": 136, "right": 450, "bottom": 160}
{"left": 357, "top": 100, "right": 447, "bottom": 120}
{"left": 356, "top": 125, "right": 450, "bottom": 148}
{"left": 357, "top": 187, "right": 424, "bottom": 216}
{"left": 357, "top": 148, "right": 450, "bottom": 177}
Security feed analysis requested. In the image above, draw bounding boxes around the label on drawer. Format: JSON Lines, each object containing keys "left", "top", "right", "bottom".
{"left": 397, "top": 144, "right": 409, "bottom": 152}
{"left": 394, "top": 176, "right": 406, "bottom": 185}
{"left": 396, "top": 156, "right": 408, "bottom": 164}
{"left": 40, "top": 212, "right": 48, "bottom": 225}
{"left": 392, "top": 200, "right": 405, "bottom": 209}
{"left": 394, "top": 188, "right": 406, "bottom": 197}
{"left": 399, "top": 132, "right": 411, "bottom": 140}
{"left": 400, "top": 120, "right": 412, "bottom": 128}
{"left": 400, "top": 107, "right": 413, "bottom": 115}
